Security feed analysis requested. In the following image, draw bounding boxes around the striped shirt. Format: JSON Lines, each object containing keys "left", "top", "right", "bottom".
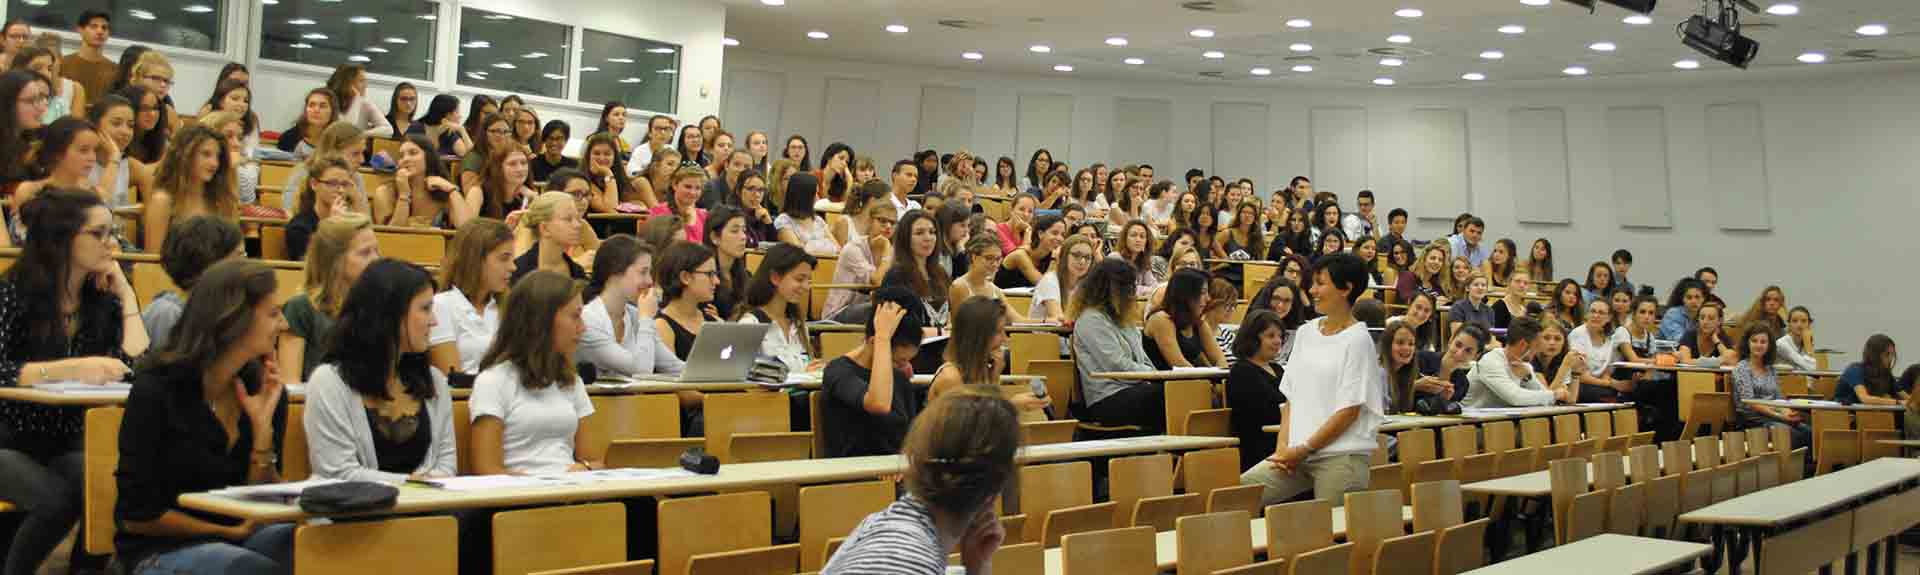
{"left": 822, "top": 495, "right": 950, "bottom": 575}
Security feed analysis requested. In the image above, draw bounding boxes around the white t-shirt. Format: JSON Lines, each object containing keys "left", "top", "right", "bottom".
{"left": 775, "top": 213, "right": 840, "bottom": 256}
{"left": 1277, "top": 318, "right": 1385, "bottom": 459}
{"left": 737, "top": 310, "right": 810, "bottom": 372}
{"left": 429, "top": 290, "right": 500, "bottom": 374}
{"left": 1031, "top": 271, "right": 1063, "bottom": 320}
{"left": 468, "top": 363, "right": 595, "bottom": 475}
{"left": 1567, "top": 324, "right": 1631, "bottom": 377}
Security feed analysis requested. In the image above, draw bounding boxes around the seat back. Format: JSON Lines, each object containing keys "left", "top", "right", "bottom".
{"left": 1757, "top": 511, "right": 1856, "bottom": 575}
{"left": 1175, "top": 511, "right": 1254, "bottom": 575}
{"left": 606, "top": 438, "right": 705, "bottom": 468}
{"left": 1861, "top": 428, "right": 1902, "bottom": 462}
{"left": 704, "top": 391, "right": 793, "bottom": 462}
{"left": 1028, "top": 359, "right": 1077, "bottom": 420}
{"left": 296, "top": 516, "right": 459, "bottom": 575}
{"left": 495, "top": 503, "right": 628, "bottom": 575}
{"left": 1519, "top": 418, "right": 1553, "bottom": 449}
{"left": 584, "top": 394, "right": 682, "bottom": 459}
{"left": 1397, "top": 428, "right": 1437, "bottom": 467}
{"left": 1552, "top": 414, "right": 1583, "bottom": 444}
{"left": 1289, "top": 542, "right": 1354, "bottom": 575}
{"left": 1432, "top": 518, "right": 1490, "bottom": 575}
{"left": 1060, "top": 526, "right": 1157, "bottom": 575}
{"left": 1612, "top": 409, "right": 1639, "bottom": 436}
{"left": 1368, "top": 530, "right": 1437, "bottom": 575}
{"left": 1409, "top": 480, "right": 1463, "bottom": 533}
{"left": 1679, "top": 468, "right": 1714, "bottom": 515}
{"left": 1264, "top": 498, "right": 1335, "bottom": 563}
{"left": 798, "top": 480, "right": 893, "bottom": 571}
{"left": 1816, "top": 429, "right": 1860, "bottom": 475}
{"left": 1108, "top": 453, "right": 1175, "bottom": 528}
{"left": 1563, "top": 490, "right": 1610, "bottom": 544}
{"left": 1659, "top": 440, "right": 1690, "bottom": 477}
{"left": 1683, "top": 392, "right": 1731, "bottom": 438}
{"left": 1547, "top": 458, "right": 1589, "bottom": 544}
{"left": 1482, "top": 420, "right": 1517, "bottom": 454}
{"left": 729, "top": 432, "right": 814, "bottom": 463}
{"left": 1745, "top": 427, "right": 1772, "bottom": 455}
{"left": 657, "top": 492, "right": 772, "bottom": 575}
{"left": 1179, "top": 448, "right": 1240, "bottom": 497}
{"left": 1607, "top": 483, "right": 1646, "bottom": 536}
{"left": 1692, "top": 435, "right": 1721, "bottom": 470}
{"left": 1043, "top": 502, "right": 1119, "bottom": 548}
{"left": 1495, "top": 446, "right": 1537, "bottom": 479}
{"left": 1643, "top": 474, "right": 1682, "bottom": 538}
{"left": 1341, "top": 489, "right": 1406, "bottom": 575}
{"left": 83, "top": 407, "right": 123, "bottom": 555}
{"left": 1207, "top": 484, "right": 1264, "bottom": 517}
{"left": 1132, "top": 493, "right": 1202, "bottom": 532}
{"left": 1164, "top": 380, "right": 1214, "bottom": 435}
{"left": 686, "top": 543, "right": 800, "bottom": 575}
{"left": 1440, "top": 425, "right": 1479, "bottom": 459}
{"left": 525, "top": 560, "right": 656, "bottom": 575}
{"left": 1720, "top": 431, "right": 1747, "bottom": 461}
{"left": 283, "top": 403, "right": 311, "bottom": 481}
{"left": 1009, "top": 332, "right": 1059, "bottom": 374}
{"left": 1020, "top": 461, "right": 1094, "bottom": 543}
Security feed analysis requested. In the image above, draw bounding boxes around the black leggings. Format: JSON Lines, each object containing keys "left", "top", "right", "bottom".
{"left": 1086, "top": 383, "right": 1167, "bottom": 434}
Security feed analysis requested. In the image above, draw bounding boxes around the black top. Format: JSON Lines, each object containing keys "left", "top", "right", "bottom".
{"left": 367, "top": 406, "right": 430, "bottom": 474}
{"left": 993, "top": 251, "right": 1051, "bottom": 290}
{"left": 530, "top": 155, "right": 578, "bottom": 184}
{"left": 1225, "top": 359, "right": 1285, "bottom": 470}
{"left": 1491, "top": 300, "right": 1525, "bottom": 330}
{"left": 1144, "top": 315, "right": 1208, "bottom": 371}
{"left": 1532, "top": 349, "right": 1570, "bottom": 388}
{"left": 657, "top": 312, "right": 717, "bottom": 361}
{"left": 510, "top": 242, "right": 587, "bottom": 286}
{"left": 1679, "top": 329, "right": 1727, "bottom": 359}
{"left": 275, "top": 124, "right": 307, "bottom": 153}
{"left": 0, "top": 278, "right": 129, "bottom": 442}
{"left": 821, "top": 355, "right": 922, "bottom": 458}
{"left": 285, "top": 210, "right": 318, "bottom": 261}
{"left": 115, "top": 362, "right": 288, "bottom": 566}
{"left": 1415, "top": 351, "right": 1473, "bottom": 403}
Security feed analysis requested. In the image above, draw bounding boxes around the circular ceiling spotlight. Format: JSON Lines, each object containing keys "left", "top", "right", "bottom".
{"left": 1387, "top": 34, "right": 1412, "bottom": 44}
{"left": 1395, "top": 8, "right": 1423, "bottom": 18}
{"left": 1499, "top": 25, "right": 1526, "bottom": 34}
{"left": 1250, "top": 67, "right": 1272, "bottom": 76}
{"left": 1623, "top": 14, "right": 1652, "bottom": 25}
{"left": 1480, "top": 50, "right": 1505, "bottom": 59}
{"left": 1286, "top": 19, "right": 1312, "bottom": 28}
{"left": 1857, "top": 24, "right": 1889, "bottom": 36}
{"left": 1373, "top": 78, "right": 1396, "bottom": 86}
{"left": 1289, "top": 43, "right": 1312, "bottom": 52}
{"left": 1765, "top": 3, "right": 1799, "bottom": 16}
{"left": 961, "top": 51, "right": 983, "bottom": 60}
{"left": 1796, "top": 52, "right": 1826, "bottom": 63}
{"left": 884, "top": 24, "right": 909, "bottom": 34}
{"left": 1292, "top": 64, "right": 1314, "bottom": 72}
{"left": 1124, "top": 57, "right": 1146, "bottom": 65}
{"left": 1053, "top": 64, "right": 1075, "bottom": 72}
{"left": 1029, "top": 44, "right": 1051, "bottom": 53}
{"left": 1189, "top": 28, "right": 1215, "bottom": 38}
{"left": 1203, "top": 50, "right": 1226, "bottom": 59}
{"left": 1106, "top": 36, "right": 1129, "bottom": 46}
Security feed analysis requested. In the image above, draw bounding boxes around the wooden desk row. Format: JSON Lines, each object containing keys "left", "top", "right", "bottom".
{"left": 1679, "top": 457, "right": 1920, "bottom": 575}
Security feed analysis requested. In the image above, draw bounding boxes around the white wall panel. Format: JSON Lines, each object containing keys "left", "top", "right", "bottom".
{"left": 1210, "top": 102, "right": 1270, "bottom": 186}
{"left": 821, "top": 77, "right": 882, "bottom": 158}
{"left": 1706, "top": 103, "right": 1772, "bottom": 230}
{"left": 1111, "top": 97, "right": 1173, "bottom": 175}
{"left": 721, "top": 68, "right": 786, "bottom": 143}
{"left": 1016, "top": 93, "right": 1075, "bottom": 165}
{"left": 1607, "top": 107, "right": 1674, "bottom": 228}
{"left": 1509, "top": 107, "right": 1571, "bottom": 224}
{"left": 1408, "top": 108, "right": 1471, "bottom": 217}
{"left": 917, "top": 85, "right": 977, "bottom": 156}
{"left": 1310, "top": 108, "right": 1369, "bottom": 198}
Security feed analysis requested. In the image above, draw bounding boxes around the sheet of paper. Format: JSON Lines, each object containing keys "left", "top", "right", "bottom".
{"left": 32, "top": 381, "right": 132, "bottom": 394}
{"left": 210, "top": 478, "right": 346, "bottom": 501}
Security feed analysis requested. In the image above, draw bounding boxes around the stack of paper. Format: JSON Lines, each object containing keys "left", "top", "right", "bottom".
{"left": 209, "top": 478, "right": 345, "bottom": 501}
{"left": 32, "top": 381, "right": 131, "bottom": 395}
{"left": 418, "top": 468, "right": 700, "bottom": 491}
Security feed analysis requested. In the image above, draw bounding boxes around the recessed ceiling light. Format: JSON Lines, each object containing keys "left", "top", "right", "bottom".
{"left": 885, "top": 24, "right": 909, "bottom": 34}
{"left": 1292, "top": 65, "right": 1314, "bottom": 72}
{"left": 348, "top": 16, "right": 377, "bottom": 24}
{"left": 580, "top": 66, "right": 600, "bottom": 72}
{"left": 807, "top": 30, "right": 829, "bottom": 40}
{"left": 1673, "top": 59, "right": 1700, "bottom": 69}
{"left": 492, "top": 62, "right": 517, "bottom": 69}
{"left": 1373, "top": 78, "right": 1396, "bottom": 86}
{"left": 1387, "top": 34, "right": 1412, "bottom": 44}
{"left": 648, "top": 47, "right": 676, "bottom": 54}
{"left": 1765, "top": 3, "right": 1798, "bottom": 16}
{"left": 760, "top": 0, "right": 785, "bottom": 5}
{"left": 544, "top": 74, "right": 567, "bottom": 80}
{"left": 657, "top": 69, "right": 678, "bottom": 74}
{"left": 1379, "top": 57, "right": 1404, "bottom": 66}
{"left": 1522, "top": 0, "right": 1550, "bottom": 5}
{"left": 1462, "top": 73, "right": 1486, "bottom": 81}
{"left": 1857, "top": 24, "right": 1889, "bottom": 36}
{"left": 365, "top": 46, "right": 389, "bottom": 53}
{"left": 481, "top": 14, "right": 512, "bottom": 21}
{"left": 1623, "top": 14, "right": 1652, "bottom": 25}
{"left": 384, "top": 37, "right": 409, "bottom": 44}
{"left": 722, "top": 37, "right": 740, "bottom": 47}
{"left": 1563, "top": 66, "right": 1589, "bottom": 75}
{"left": 1189, "top": 28, "right": 1215, "bottom": 38}
{"left": 1106, "top": 37, "right": 1128, "bottom": 46}
{"left": 182, "top": 5, "right": 214, "bottom": 13}
{"left": 347, "top": 55, "right": 370, "bottom": 62}
{"left": 1797, "top": 52, "right": 1826, "bottom": 63}
{"left": 301, "top": 32, "right": 328, "bottom": 40}
{"left": 259, "top": 0, "right": 276, "bottom": 4}
{"left": 1289, "top": 43, "right": 1312, "bottom": 52}
{"left": 607, "top": 57, "right": 634, "bottom": 63}
{"left": 1395, "top": 8, "right": 1423, "bottom": 18}
{"left": 462, "top": 40, "right": 490, "bottom": 49}
{"left": 1286, "top": 19, "right": 1312, "bottom": 28}
{"left": 127, "top": 9, "right": 156, "bottom": 19}
{"left": 523, "top": 51, "right": 548, "bottom": 58}
{"left": 1499, "top": 25, "right": 1526, "bottom": 34}
{"left": 1202, "top": 50, "right": 1225, "bottom": 59}
{"left": 289, "top": 42, "right": 312, "bottom": 49}
{"left": 1250, "top": 67, "right": 1272, "bottom": 75}
{"left": 1480, "top": 50, "right": 1505, "bottom": 59}
{"left": 417, "top": 13, "right": 435, "bottom": 20}
{"left": 288, "top": 18, "right": 316, "bottom": 25}
{"left": 1029, "top": 44, "right": 1051, "bottom": 53}
{"left": 962, "top": 51, "right": 983, "bottom": 60}
{"left": 1124, "top": 57, "right": 1146, "bottom": 65}
{"left": 618, "top": 77, "right": 643, "bottom": 84}
{"left": 1053, "top": 64, "right": 1074, "bottom": 72}
{"left": 1589, "top": 42, "right": 1616, "bottom": 51}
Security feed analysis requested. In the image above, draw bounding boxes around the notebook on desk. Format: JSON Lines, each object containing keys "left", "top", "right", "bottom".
{"left": 630, "top": 323, "right": 770, "bottom": 383}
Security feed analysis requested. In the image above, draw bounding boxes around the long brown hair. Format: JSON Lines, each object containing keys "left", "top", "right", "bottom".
{"left": 479, "top": 270, "right": 583, "bottom": 390}
{"left": 303, "top": 214, "right": 372, "bottom": 317}
{"left": 902, "top": 387, "right": 1021, "bottom": 515}
{"left": 442, "top": 218, "right": 513, "bottom": 306}
{"left": 1070, "top": 258, "right": 1140, "bottom": 327}
{"left": 153, "top": 125, "right": 236, "bottom": 220}
{"left": 1380, "top": 320, "right": 1420, "bottom": 413}
{"left": 478, "top": 144, "right": 531, "bottom": 219}
{"left": 945, "top": 296, "right": 1006, "bottom": 387}
{"left": 138, "top": 260, "right": 278, "bottom": 378}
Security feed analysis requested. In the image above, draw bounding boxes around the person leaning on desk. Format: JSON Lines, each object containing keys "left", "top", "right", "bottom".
{"left": 1461, "top": 316, "right": 1572, "bottom": 408}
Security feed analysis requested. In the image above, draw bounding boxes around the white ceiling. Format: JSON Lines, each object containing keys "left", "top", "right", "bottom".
{"left": 718, "top": 0, "right": 1920, "bottom": 86}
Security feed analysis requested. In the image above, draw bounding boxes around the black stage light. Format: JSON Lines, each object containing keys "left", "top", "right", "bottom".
{"left": 1681, "top": 14, "right": 1760, "bottom": 68}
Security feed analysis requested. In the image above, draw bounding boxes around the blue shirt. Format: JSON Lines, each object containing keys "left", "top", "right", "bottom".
{"left": 1447, "top": 234, "right": 1489, "bottom": 267}
{"left": 1832, "top": 362, "right": 1903, "bottom": 405}
{"left": 1658, "top": 306, "right": 1695, "bottom": 341}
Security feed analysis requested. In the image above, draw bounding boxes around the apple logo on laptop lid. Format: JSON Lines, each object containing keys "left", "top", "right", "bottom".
{"left": 720, "top": 345, "right": 733, "bottom": 360}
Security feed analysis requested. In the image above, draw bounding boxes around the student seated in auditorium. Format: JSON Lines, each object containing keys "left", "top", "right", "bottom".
{"left": 1695, "top": 267, "right": 1724, "bottom": 307}
{"left": 1659, "top": 277, "right": 1708, "bottom": 341}
{"left": 1396, "top": 243, "right": 1452, "bottom": 307}
{"left": 1610, "top": 249, "right": 1635, "bottom": 296}
{"left": 928, "top": 297, "right": 1048, "bottom": 415}
{"left": 284, "top": 155, "right": 357, "bottom": 259}
{"left": 1030, "top": 234, "right": 1095, "bottom": 324}
{"left": 280, "top": 215, "right": 378, "bottom": 388}
{"left": 144, "top": 215, "right": 242, "bottom": 350}
{"left": 1490, "top": 270, "right": 1533, "bottom": 330}
{"left": 580, "top": 235, "right": 685, "bottom": 378}
{"left": 950, "top": 235, "right": 1032, "bottom": 323}
{"left": 1835, "top": 335, "right": 1903, "bottom": 406}
{"left": 1730, "top": 323, "right": 1810, "bottom": 449}
{"left": 1387, "top": 291, "right": 1441, "bottom": 354}
{"left": 1239, "top": 253, "right": 1384, "bottom": 505}
{"left": 821, "top": 288, "right": 930, "bottom": 458}
{"left": 1448, "top": 271, "right": 1494, "bottom": 334}
{"left": 510, "top": 191, "right": 588, "bottom": 284}
{"left": 1776, "top": 306, "right": 1819, "bottom": 371}
{"left": 430, "top": 218, "right": 511, "bottom": 383}
{"left": 735, "top": 243, "right": 823, "bottom": 373}
{"left": 373, "top": 135, "right": 466, "bottom": 229}
{"left": 823, "top": 388, "right": 1018, "bottom": 575}
{"left": 116, "top": 260, "right": 290, "bottom": 575}
{"left": 1418, "top": 323, "right": 1490, "bottom": 405}
{"left": 1738, "top": 285, "right": 1788, "bottom": 335}
{"left": 1144, "top": 268, "right": 1228, "bottom": 370}
{"left": 882, "top": 210, "right": 953, "bottom": 336}
{"left": 995, "top": 213, "right": 1064, "bottom": 290}
{"left": 1546, "top": 278, "right": 1584, "bottom": 328}
{"left": 1483, "top": 238, "right": 1518, "bottom": 288}
{"left": 305, "top": 259, "right": 458, "bottom": 482}
{"left": 1446, "top": 215, "right": 1489, "bottom": 267}
{"left": 142, "top": 125, "right": 237, "bottom": 251}
{"left": 1462, "top": 316, "right": 1571, "bottom": 409}
{"left": 470, "top": 270, "right": 602, "bottom": 475}
{"left": 1070, "top": 259, "right": 1166, "bottom": 431}
{"left": 702, "top": 205, "right": 753, "bottom": 319}
{"left": 1567, "top": 299, "right": 1635, "bottom": 403}
{"left": 822, "top": 201, "right": 896, "bottom": 321}
{"left": 1205, "top": 279, "right": 1242, "bottom": 360}
{"left": 1533, "top": 317, "right": 1578, "bottom": 394}
{"left": 1679, "top": 302, "right": 1738, "bottom": 365}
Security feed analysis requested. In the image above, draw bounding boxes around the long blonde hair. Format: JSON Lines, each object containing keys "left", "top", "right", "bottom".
{"left": 304, "top": 214, "right": 372, "bottom": 317}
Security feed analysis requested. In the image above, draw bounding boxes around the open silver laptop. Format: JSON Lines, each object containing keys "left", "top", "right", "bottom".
{"left": 634, "top": 323, "right": 769, "bottom": 383}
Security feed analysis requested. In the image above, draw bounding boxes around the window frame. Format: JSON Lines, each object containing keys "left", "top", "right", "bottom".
{"left": 574, "top": 24, "right": 681, "bottom": 116}
{"left": 249, "top": 0, "right": 443, "bottom": 86}
{"left": 448, "top": 6, "right": 577, "bottom": 107}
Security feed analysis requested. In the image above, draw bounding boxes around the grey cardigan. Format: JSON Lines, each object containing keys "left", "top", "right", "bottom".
{"left": 303, "top": 363, "right": 458, "bottom": 483}
{"left": 1071, "top": 308, "right": 1157, "bottom": 406}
